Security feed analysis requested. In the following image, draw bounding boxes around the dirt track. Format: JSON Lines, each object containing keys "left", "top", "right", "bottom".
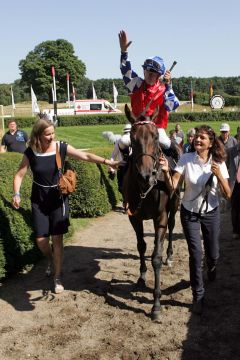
{"left": 0, "top": 207, "right": 240, "bottom": 360}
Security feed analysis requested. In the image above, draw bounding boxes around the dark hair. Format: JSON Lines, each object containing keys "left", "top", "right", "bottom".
{"left": 7, "top": 118, "right": 16, "bottom": 125}
{"left": 190, "top": 125, "right": 226, "bottom": 163}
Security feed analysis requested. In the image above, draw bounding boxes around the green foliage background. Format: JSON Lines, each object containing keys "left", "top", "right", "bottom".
{"left": 0, "top": 147, "right": 120, "bottom": 279}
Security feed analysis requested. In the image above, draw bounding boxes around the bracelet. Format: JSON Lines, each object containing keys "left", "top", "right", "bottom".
{"left": 103, "top": 158, "right": 107, "bottom": 165}
{"left": 13, "top": 193, "right": 21, "bottom": 197}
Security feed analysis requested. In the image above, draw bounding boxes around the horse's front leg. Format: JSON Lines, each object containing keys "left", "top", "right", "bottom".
{"left": 166, "top": 208, "right": 175, "bottom": 267}
{"left": 151, "top": 213, "right": 168, "bottom": 321}
{"left": 129, "top": 216, "right": 147, "bottom": 287}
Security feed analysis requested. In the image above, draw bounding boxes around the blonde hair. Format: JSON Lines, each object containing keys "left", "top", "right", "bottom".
{"left": 29, "top": 118, "right": 55, "bottom": 152}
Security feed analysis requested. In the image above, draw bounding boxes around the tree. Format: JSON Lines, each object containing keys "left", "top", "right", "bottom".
{"left": 19, "top": 39, "right": 86, "bottom": 102}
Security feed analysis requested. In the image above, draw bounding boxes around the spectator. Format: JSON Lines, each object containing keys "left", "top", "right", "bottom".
{"left": 183, "top": 128, "right": 196, "bottom": 153}
{"left": 1, "top": 119, "right": 28, "bottom": 153}
{"left": 160, "top": 125, "right": 231, "bottom": 314}
{"left": 169, "top": 129, "right": 182, "bottom": 146}
{"left": 234, "top": 126, "right": 240, "bottom": 143}
{"left": 218, "top": 123, "right": 237, "bottom": 151}
{"left": 175, "top": 123, "right": 184, "bottom": 147}
{"left": 12, "top": 118, "right": 120, "bottom": 294}
{"left": 226, "top": 143, "right": 240, "bottom": 238}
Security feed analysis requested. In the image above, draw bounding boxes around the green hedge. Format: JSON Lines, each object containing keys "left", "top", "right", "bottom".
{"left": 12, "top": 110, "right": 240, "bottom": 129}
{"left": 58, "top": 114, "right": 126, "bottom": 126}
{"left": 0, "top": 153, "right": 41, "bottom": 278}
{"left": 11, "top": 114, "right": 126, "bottom": 128}
{"left": 169, "top": 111, "right": 240, "bottom": 123}
{"left": 0, "top": 147, "right": 120, "bottom": 278}
{"left": 69, "top": 147, "right": 121, "bottom": 217}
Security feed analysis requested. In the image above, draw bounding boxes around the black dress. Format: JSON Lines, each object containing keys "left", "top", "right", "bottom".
{"left": 25, "top": 141, "right": 70, "bottom": 237}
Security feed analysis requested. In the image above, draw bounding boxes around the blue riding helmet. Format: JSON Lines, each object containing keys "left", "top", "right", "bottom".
{"left": 142, "top": 56, "right": 165, "bottom": 75}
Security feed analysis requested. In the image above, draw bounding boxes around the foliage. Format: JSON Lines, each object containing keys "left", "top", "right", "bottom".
{"left": 19, "top": 39, "right": 86, "bottom": 102}
{"left": 58, "top": 113, "right": 126, "bottom": 126}
{"left": 2, "top": 73, "right": 240, "bottom": 107}
{"left": 0, "top": 148, "right": 120, "bottom": 278}
{"left": 169, "top": 110, "right": 240, "bottom": 123}
{"left": 0, "top": 153, "right": 41, "bottom": 276}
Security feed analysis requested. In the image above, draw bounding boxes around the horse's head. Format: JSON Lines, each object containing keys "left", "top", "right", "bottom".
{"left": 125, "top": 104, "right": 161, "bottom": 190}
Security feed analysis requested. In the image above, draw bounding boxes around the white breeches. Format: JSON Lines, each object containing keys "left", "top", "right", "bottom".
{"left": 158, "top": 128, "right": 171, "bottom": 148}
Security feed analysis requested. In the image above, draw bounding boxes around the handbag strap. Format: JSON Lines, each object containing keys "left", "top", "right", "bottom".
{"left": 55, "top": 142, "right": 62, "bottom": 172}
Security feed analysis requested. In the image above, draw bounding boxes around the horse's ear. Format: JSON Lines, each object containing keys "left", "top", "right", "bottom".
{"left": 151, "top": 106, "right": 159, "bottom": 122}
{"left": 124, "top": 104, "right": 135, "bottom": 124}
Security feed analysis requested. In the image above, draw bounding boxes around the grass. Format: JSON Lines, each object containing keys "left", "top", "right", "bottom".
{"left": 17, "top": 121, "right": 240, "bottom": 150}
{"left": 2, "top": 101, "right": 240, "bottom": 149}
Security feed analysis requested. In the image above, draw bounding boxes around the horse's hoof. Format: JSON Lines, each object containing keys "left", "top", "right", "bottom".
{"left": 166, "top": 258, "right": 173, "bottom": 267}
{"left": 151, "top": 309, "right": 161, "bottom": 321}
{"left": 136, "top": 277, "right": 146, "bottom": 288}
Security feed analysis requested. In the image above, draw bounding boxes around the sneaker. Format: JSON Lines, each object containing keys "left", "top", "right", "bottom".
{"left": 54, "top": 278, "right": 64, "bottom": 294}
{"left": 207, "top": 266, "right": 216, "bottom": 282}
{"left": 192, "top": 298, "right": 204, "bottom": 315}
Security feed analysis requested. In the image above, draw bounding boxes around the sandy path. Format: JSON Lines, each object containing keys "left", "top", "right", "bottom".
{"left": 0, "top": 208, "right": 239, "bottom": 360}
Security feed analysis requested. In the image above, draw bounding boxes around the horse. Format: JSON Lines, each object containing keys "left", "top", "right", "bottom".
{"left": 122, "top": 104, "right": 181, "bottom": 321}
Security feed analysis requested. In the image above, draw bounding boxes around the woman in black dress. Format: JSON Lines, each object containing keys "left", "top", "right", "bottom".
{"left": 12, "top": 118, "right": 119, "bottom": 294}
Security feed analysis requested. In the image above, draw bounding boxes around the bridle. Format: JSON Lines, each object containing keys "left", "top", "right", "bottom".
{"left": 131, "top": 120, "right": 162, "bottom": 199}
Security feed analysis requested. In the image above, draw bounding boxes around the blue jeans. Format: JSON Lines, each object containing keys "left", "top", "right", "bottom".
{"left": 180, "top": 205, "right": 220, "bottom": 301}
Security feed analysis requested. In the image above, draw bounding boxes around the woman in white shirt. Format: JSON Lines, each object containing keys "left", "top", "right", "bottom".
{"left": 161, "top": 125, "right": 231, "bottom": 315}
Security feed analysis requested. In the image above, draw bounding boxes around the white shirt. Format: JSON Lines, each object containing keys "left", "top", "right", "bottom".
{"left": 175, "top": 152, "right": 229, "bottom": 213}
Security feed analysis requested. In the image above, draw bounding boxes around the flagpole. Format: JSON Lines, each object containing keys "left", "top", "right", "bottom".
{"left": 67, "top": 73, "right": 70, "bottom": 108}
{"left": 190, "top": 81, "right": 194, "bottom": 112}
{"left": 51, "top": 66, "right": 58, "bottom": 126}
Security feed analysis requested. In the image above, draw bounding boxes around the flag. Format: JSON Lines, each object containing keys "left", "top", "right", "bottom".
{"left": 31, "top": 86, "right": 40, "bottom": 114}
{"left": 51, "top": 66, "right": 57, "bottom": 102}
{"left": 92, "top": 83, "right": 97, "bottom": 99}
{"left": 209, "top": 81, "right": 213, "bottom": 98}
{"left": 11, "top": 86, "right": 16, "bottom": 110}
{"left": 113, "top": 82, "right": 118, "bottom": 109}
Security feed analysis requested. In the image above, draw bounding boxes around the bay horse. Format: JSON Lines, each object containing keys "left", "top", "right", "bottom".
{"left": 123, "top": 105, "right": 181, "bottom": 321}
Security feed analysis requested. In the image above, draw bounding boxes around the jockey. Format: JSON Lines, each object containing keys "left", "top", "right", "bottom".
{"left": 108, "top": 123, "right": 132, "bottom": 194}
{"left": 118, "top": 30, "right": 180, "bottom": 160}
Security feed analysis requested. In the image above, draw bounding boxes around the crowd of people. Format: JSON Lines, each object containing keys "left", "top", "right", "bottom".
{"left": 0, "top": 29, "right": 239, "bottom": 318}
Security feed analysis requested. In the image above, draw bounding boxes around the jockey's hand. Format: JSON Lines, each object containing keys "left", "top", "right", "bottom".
{"left": 162, "top": 70, "right": 171, "bottom": 84}
{"left": 159, "top": 154, "right": 169, "bottom": 172}
{"left": 118, "top": 30, "right": 132, "bottom": 52}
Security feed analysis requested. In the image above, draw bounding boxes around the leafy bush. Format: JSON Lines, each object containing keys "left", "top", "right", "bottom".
{"left": 69, "top": 147, "right": 121, "bottom": 217}
{"left": 58, "top": 114, "right": 126, "bottom": 126}
{"left": 0, "top": 148, "right": 120, "bottom": 278}
{"left": 0, "top": 153, "right": 41, "bottom": 276}
{"left": 169, "top": 111, "right": 240, "bottom": 123}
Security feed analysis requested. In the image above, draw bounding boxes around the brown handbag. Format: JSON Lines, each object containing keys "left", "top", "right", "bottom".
{"left": 56, "top": 142, "right": 77, "bottom": 195}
